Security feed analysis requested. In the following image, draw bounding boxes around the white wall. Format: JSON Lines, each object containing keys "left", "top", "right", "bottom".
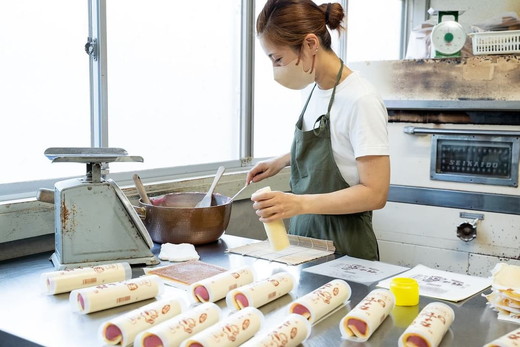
{"left": 430, "top": 0, "right": 520, "bottom": 26}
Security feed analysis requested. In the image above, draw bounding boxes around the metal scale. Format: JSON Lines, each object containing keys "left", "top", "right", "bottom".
{"left": 430, "top": 10, "right": 467, "bottom": 58}
{"left": 40, "top": 147, "right": 159, "bottom": 270}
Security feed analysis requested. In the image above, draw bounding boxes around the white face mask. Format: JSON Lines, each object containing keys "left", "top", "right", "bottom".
{"left": 273, "top": 56, "right": 315, "bottom": 90}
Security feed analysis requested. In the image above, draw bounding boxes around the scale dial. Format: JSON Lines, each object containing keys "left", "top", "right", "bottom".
{"left": 431, "top": 21, "right": 466, "bottom": 55}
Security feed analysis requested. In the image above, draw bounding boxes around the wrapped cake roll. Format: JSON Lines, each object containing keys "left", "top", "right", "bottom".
{"left": 41, "top": 262, "right": 131, "bottom": 295}
{"left": 398, "top": 302, "right": 455, "bottom": 347}
{"left": 70, "top": 275, "right": 163, "bottom": 314}
{"left": 180, "top": 306, "right": 263, "bottom": 347}
{"left": 339, "top": 289, "right": 394, "bottom": 342}
{"left": 134, "top": 303, "right": 221, "bottom": 347}
{"left": 484, "top": 327, "right": 520, "bottom": 347}
{"left": 241, "top": 313, "right": 311, "bottom": 347}
{"left": 100, "top": 297, "right": 186, "bottom": 346}
{"left": 288, "top": 279, "right": 351, "bottom": 324}
{"left": 252, "top": 187, "right": 290, "bottom": 251}
{"left": 226, "top": 271, "right": 294, "bottom": 310}
{"left": 191, "top": 266, "right": 254, "bottom": 303}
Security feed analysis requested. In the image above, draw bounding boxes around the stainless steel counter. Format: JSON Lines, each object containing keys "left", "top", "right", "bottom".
{"left": 0, "top": 235, "right": 516, "bottom": 347}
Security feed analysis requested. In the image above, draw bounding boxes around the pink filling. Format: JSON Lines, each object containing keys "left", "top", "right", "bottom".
{"left": 104, "top": 324, "right": 122, "bottom": 342}
{"left": 77, "top": 293, "right": 85, "bottom": 311}
{"left": 346, "top": 318, "right": 367, "bottom": 336}
{"left": 188, "top": 344, "right": 203, "bottom": 347}
{"left": 406, "top": 335, "right": 429, "bottom": 347}
{"left": 194, "top": 286, "right": 210, "bottom": 302}
{"left": 143, "top": 334, "right": 164, "bottom": 347}
{"left": 291, "top": 304, "right": 311, "bottom": 319}
{"left": 234, "top": 293, "right": 249, "bottom": 308}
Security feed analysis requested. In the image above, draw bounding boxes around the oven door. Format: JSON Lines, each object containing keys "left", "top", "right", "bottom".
{"left": 374, "top": 122, "right": 520, "bottom": 276}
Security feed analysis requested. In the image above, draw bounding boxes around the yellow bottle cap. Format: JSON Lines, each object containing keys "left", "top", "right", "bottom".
{"left": 390, "top": 277, "right": 419, "bottom": 306}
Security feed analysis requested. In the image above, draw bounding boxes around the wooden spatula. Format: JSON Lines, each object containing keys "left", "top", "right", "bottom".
{"left": 195, "top": 166, "right": 225, "bottom": 208}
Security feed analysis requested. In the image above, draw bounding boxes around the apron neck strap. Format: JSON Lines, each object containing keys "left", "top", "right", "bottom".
{"left": 311, "top": 59, "right": 344, "bottom": 135}
{"left": 326, "top": 59, "right": 344, "bottom": 114}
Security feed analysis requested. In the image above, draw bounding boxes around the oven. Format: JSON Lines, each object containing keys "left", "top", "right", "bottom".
{"left": 351, "top": 56, "right": 520, "bottom": 276}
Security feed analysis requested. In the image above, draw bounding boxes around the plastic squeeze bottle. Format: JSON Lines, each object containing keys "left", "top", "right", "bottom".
{"left": 253, "top": 186, "right": 290, "bottom": 251}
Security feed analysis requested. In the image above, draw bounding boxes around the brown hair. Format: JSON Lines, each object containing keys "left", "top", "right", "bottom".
{"left": 256, "top": 0, "right": 345, "bottom": 51}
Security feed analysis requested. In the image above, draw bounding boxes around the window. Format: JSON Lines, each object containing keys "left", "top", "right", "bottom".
{"left": 0, "top": 0, "right": 404, "bottom": 201}
{"left": 346, "top": 0, "right": 404, "bottom": 62}
{"left": 0, "top": 1, "right": 242, "bottom": 201}
{"left": 0, "top": 1, "right": 88, "bottom": 187}
{"left": 106, "top": 0, "right": 242, "bottom": 174}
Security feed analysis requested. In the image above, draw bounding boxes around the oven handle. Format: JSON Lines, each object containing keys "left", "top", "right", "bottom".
{"left": 403, "top": 126, "right": 520, "bottom": 137}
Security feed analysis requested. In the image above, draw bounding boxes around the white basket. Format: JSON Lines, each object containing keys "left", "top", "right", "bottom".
{"left": 469, "top": 30, "right": 520, "bottom": 55}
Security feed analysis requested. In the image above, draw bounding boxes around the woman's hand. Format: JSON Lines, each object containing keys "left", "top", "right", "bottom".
{"left": 251, "top": 155, "right": 390, "bottom": 221}
{"left": 251, "top": 190, "right": 302, "bottom": 223}
{"left": 245, "top": 153, "right": 290, "bottom": 184}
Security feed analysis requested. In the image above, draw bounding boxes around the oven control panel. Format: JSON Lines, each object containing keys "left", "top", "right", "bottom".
{"left": 431, "top": 135, "right": 520, "bottom": 187}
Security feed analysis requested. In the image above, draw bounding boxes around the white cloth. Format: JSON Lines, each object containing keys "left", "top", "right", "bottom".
{"left": 301, "top": 71, "right": 389, "bottom": 186}
{"left": 158, "top": 243, "right": 200, "bottom": 262}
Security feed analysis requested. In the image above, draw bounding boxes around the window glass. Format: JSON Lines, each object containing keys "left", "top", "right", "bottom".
{"left": 346, "top": 0, "right": 403, "bottom": 62}
{"left": 106, "top": 1, "right": 241, "bottom": 173}
{"left": 0, "top": 1, "right": 89, "bottom": 184}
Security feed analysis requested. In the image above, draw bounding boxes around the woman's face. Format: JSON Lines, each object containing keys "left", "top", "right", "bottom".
{"left": 259, "top": 36, "right": 300, "bottom": 67}
{"left": 259, "top": 35, "right": 316, "bottom": 90}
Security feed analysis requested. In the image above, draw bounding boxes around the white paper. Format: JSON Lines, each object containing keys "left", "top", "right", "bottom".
{"left": 303, "top": 255, "right": 409, "bottom": 285}
{"left": 377, "top": 264, "right": 491, "bottom": 302}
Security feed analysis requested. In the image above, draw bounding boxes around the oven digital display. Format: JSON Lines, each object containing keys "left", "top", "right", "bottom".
{"left": 431, "top": 135, "right": 519, "bottom": 187}
{"left": 437, "top": 140, "right": 512, "bottom": 178}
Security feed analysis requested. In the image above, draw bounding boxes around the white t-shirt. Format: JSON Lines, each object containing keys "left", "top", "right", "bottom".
{"left": 301, "top": 71, "right": 389, "bottom": 186}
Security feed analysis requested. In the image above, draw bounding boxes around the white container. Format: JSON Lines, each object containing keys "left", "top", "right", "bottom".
{"left": 470, "top": 30, "right": 520, "bottom": 55}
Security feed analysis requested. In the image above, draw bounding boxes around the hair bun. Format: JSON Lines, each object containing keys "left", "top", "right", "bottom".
{"left": 320, "top": 2, "right": 344, "bottom": 30}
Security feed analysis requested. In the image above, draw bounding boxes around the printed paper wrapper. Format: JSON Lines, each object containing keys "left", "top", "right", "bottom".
{"left": 41, "top": 262, "right": 131, "bottom": 295}
{"left": 288, "top": 279, "right": 351, "bottom": 324}
{"left": 398, "top": 302, "right": 455, "bottom": 347}
{"left": 339, "top": 289, "right": 395, "bottom": 342}
{"left": 491, "top": 263, "right": 520, "bottom": 292}
{"left": 226, "top": 271, "right": 294, "bottom": 310}
{"left": 180, "top": 306, "right": 263, "bottom": 347}
{"left": 100, "top": 296, "right": 186, "bottom": 346}
{"left": 241, "top": 313, "right": 311, "bottom": 347}
{"left": 134, "top": 302, "right": 221, "bottom": 347}
{"left": 70, "top": 275, "right": 163, "bottom": 314}
{"left": 484, "top": 263, "right": 520, "bottom": 324}
{"left": 484, "top": 327, "right": 520, "bottom": 347}
{"left": 190, "top": 266, "right": 254, "bottom": 303}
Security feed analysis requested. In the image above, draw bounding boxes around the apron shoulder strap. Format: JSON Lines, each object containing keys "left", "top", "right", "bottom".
{"left": 296, "top": 83, "right": 317, "bottom": 128}
{"left": 313, "top": 59, "right": 344, "bottom": 136}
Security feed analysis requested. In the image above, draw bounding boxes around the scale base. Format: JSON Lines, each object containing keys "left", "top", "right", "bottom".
{"left": 50, "top": 252, "right": 159, "bottom": 270}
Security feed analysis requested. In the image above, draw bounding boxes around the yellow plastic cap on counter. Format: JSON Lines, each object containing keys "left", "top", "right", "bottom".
{"left": 390, "top": 277, "right": 419, "bottom": 306}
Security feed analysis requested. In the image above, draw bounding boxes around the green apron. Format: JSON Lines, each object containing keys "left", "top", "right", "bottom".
{"left": 289, "top": 60, "right": 379, "bottom": 260}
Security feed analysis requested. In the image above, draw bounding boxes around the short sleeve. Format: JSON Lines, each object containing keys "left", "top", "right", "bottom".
{"left": 348, "top": 94, "right": 390, "bottom": 158}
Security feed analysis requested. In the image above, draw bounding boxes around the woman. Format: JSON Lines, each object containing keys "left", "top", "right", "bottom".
{"left": 246, "top": 0, "right": 390, "bottom": 260}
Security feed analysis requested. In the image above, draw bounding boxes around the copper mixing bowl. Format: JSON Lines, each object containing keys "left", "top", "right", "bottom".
{"left": 138, "top": 192, "right": 232, "bottom": 245}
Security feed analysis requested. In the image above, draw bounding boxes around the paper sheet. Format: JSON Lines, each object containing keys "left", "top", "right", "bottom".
{"left": 226, "top": 235, "right": 335, "bottom": 265}
{"left": 303, "top": 255, "right": 409, "bottom": 285}
{"left": 377, "top": 264, "right": 491, "bottom": 302}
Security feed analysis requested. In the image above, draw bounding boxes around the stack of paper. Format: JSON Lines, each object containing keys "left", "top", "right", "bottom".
{"left": 483, "top": 262, "right": 520, "bottom": 324}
